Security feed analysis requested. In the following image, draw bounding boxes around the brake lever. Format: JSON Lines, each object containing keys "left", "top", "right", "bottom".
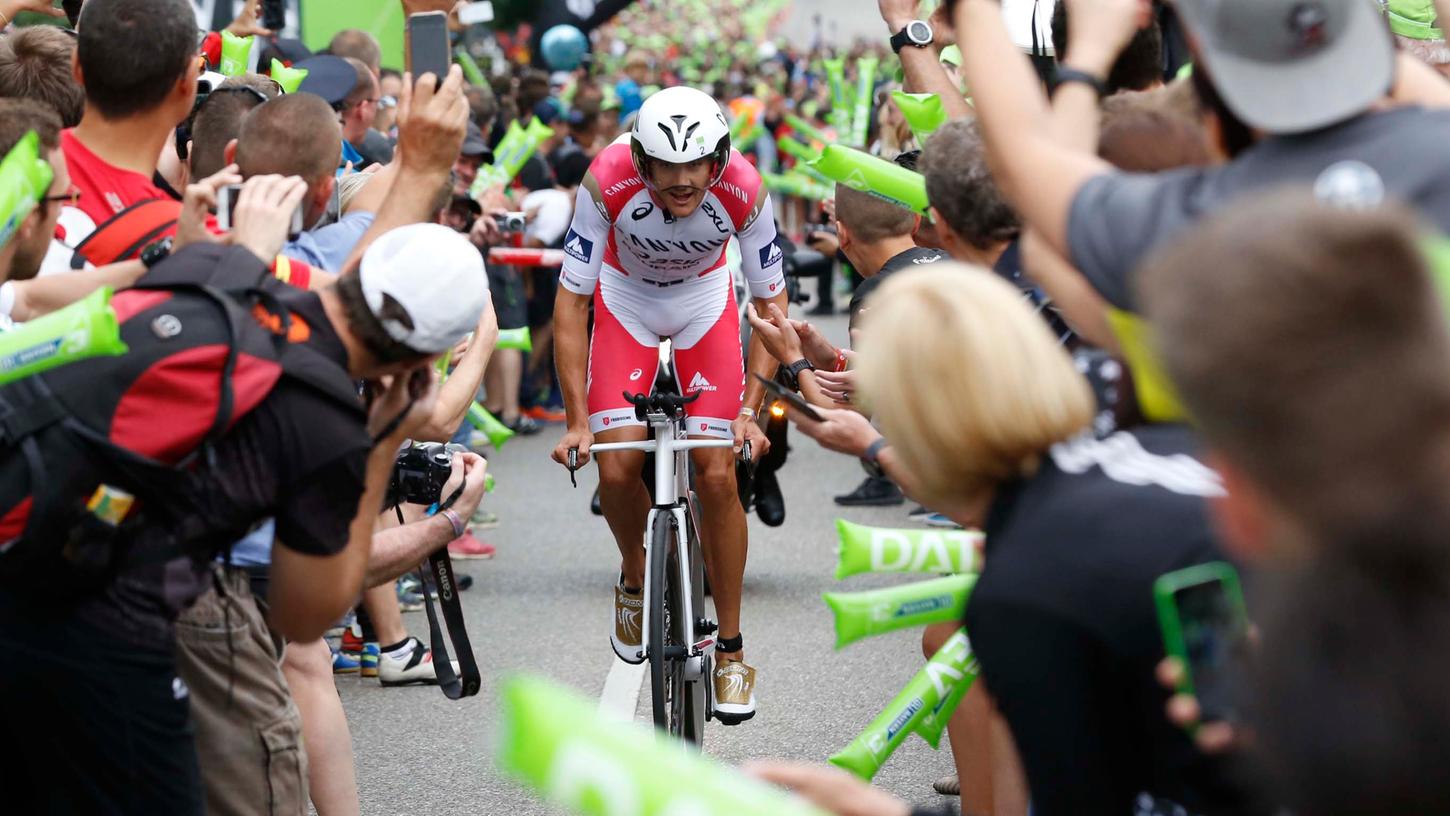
{"left": 741, "top": 440, "right": 753, "bottom": 465}
{"left": 567, "top": 447, "right": 579, "bottom": 489}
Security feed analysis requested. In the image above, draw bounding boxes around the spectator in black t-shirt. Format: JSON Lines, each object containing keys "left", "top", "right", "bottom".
{"left": 757, "top": 263, "right": 1251, "bottom": 816}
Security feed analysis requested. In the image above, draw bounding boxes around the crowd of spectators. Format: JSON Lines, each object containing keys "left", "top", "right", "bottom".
{"left": 2, "top": 0, "right": 1450, "bottom": 813}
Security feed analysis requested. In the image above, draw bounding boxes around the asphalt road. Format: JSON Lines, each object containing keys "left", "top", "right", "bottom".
{"left": 341, "top": 310, "right": 956, "bottom": 814}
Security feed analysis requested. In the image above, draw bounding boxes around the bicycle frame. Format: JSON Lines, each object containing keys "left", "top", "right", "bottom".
{"left": 591, "top": 411, "right": 732, "bottom": 666}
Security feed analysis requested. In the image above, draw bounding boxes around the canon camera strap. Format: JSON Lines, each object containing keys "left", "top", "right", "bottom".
{"left": 395, "top": 483, "right": 481, "bottom": 699}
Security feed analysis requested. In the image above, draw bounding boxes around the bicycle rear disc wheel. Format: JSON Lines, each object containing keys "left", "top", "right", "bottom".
{"left": 649, "top": 512, "right": 687, "bottom": 738}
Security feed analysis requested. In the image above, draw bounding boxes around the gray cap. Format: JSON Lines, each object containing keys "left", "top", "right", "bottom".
{"left": 1174, "top": 0, "right": 1394, "bottom": 133}
{"left": 461, "top": 120, "right": 491, "bottom": 158}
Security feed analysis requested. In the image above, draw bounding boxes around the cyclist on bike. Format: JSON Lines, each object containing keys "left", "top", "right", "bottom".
{"left": 550, "top": 86, "right": 789, "bottom": 724}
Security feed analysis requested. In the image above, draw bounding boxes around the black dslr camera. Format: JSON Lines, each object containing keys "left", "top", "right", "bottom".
{"left": 385, "top": 442, "right": 464, "bottom": 509}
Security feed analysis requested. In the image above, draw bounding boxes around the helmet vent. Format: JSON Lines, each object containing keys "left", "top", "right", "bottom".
{"left": 657, "top": 121, "right": 678, "bottom": 151}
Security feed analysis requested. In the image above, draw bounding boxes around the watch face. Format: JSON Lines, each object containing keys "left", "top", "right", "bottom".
{"left": 908, "top": 20, "right": 932, "bottom": 44}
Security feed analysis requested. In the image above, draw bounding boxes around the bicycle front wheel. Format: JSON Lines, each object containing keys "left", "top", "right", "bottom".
{"left": 648, "top": 511, "right": 687, "bottom": 739}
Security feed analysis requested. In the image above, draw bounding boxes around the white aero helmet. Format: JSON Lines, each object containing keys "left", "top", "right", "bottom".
{"left": 630, "top": 85, "right": 731, "bottom": 189}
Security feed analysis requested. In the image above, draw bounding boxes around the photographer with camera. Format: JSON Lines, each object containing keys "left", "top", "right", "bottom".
{"left": 0, "top": 42, "right": 476, "bottom": 811}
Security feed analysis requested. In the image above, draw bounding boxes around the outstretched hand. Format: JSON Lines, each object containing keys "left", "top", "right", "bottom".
{"left": 225, "top": 0, "right": 273, "bottom": 37}
{"left": 0, "top": 0, "right": 66, "bottom": 20}
{"left": 744, "top": 761, "right": 911, "bottom": 816}
{"left": 746, "top": 302, "right": 805, "bottom": 365}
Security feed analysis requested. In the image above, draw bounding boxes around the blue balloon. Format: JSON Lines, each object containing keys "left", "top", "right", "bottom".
{"left": 541, "top": 24, "right": 588, "bottom": 71}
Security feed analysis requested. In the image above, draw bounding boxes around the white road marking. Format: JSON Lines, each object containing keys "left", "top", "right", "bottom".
{"left": 598, "top": 658, "right": 647, "bottom": 722}
{"left": 597, "top": 598, "right": 718, "bottom": 723}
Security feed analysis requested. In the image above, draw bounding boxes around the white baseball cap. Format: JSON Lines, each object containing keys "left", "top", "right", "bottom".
{"left": 359, "top": 223, "right": 490, "bottom": 354}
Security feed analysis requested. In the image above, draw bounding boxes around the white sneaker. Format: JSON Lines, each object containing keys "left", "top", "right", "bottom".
{"left": 378, "top": 637, "right": 459, "bottom": 686}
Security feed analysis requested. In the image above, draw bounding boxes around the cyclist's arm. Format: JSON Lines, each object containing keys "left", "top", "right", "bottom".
{"left": 555, "top": 287, "right": 591, "bottom": 431}
{"left": 556, "top": 174, "right": 610, "bottom": 430}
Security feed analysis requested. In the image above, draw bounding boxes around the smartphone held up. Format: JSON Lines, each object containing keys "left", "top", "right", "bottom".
{"left": 1154, "top": 562, "right": 1250, "bottom": 724}
{"left": 217, "top": 183, "right": 304, "bottom": 238}
{"left": 406, "top": 12, "right": 452, "bottom": 86}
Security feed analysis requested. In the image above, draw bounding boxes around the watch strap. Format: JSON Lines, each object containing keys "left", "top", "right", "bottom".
{"left": 1052, "top": 67, "right": 1110, "bottom": 99}
{"left": 786, "top": 358, "right": 815, "bottom": 378}
{"left": 863, "top": 437, "right": 889, "bottom": 464}
{"left": 890, "top": 21, "right": 930, "bottom": 54}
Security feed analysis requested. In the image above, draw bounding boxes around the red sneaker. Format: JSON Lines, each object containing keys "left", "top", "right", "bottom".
{"left": 523, "top": 405, "right": 568, "bottom": 423}
{"left": 447, "top": 532, "right": 496, "bottom": 560}
{"left": 340, "top": 625, "right": 367, "bottom": 655}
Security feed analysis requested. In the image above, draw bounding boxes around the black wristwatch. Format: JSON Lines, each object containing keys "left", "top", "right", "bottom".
{"left": 1051, "top": 67, "right": 1110, "bottom": 99}
{"left": 785, "top": 357, "right": 816, "bottom": 389}
{"left": 139, "top": 236, "right": 173, "bottom": 269}
{"left": 890, "top": 20, "right": 934, "bottom": 54}
{"left": 861, "top": 437, "right": 890, "bottom": 479}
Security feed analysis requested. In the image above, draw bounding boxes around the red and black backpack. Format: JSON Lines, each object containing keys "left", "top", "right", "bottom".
{"left": 0, "top": 244, "right": 361, "bottom": 596}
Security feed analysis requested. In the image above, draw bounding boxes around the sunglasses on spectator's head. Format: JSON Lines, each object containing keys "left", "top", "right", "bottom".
{"left": 175, "top": 85, "right": 276, "bottom": 162}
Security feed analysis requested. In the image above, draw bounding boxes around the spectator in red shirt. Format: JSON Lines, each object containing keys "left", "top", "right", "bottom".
{"left": 60, "top": 0, "right": 200, "bottom": 249}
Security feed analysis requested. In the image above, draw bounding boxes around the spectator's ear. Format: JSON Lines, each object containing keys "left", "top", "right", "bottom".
{"left": 1204, "top": 450, "right": 1276, "bottom": 564}
{"left": 223, "top": 139, "right": 238, "bottom": 167}
{"left": 836, "top": 219, "right": 853, "bottom": 252}
{"left": 71, "top": 48, "right": 83, "bottom": 86}
{"left": 313, "top": 174, "right": 337, "bottom": 218}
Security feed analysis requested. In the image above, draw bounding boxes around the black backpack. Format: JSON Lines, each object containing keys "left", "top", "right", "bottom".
{"left": 0, "top": 244, "right": 362, "bottom": 598}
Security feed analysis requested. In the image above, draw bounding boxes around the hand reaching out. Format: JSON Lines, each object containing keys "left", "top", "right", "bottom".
{"left": 225, "top": 0, "right": 273, "bottom": 37}
{"left": 746, "top": 302, "right": 805, "bottom": 364}
{"left": 0, "top": 0, "right": 66, "bottom": 21}
{"left": 744, "top": 761, "right": 911, "bottom": 816}
{"left": 786, "top": 403, "right": 883, "bottom": 459}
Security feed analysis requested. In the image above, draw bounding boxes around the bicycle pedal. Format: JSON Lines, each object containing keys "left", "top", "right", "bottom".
{"left": 713, "top": 710, "right": 756, "bottom": 726}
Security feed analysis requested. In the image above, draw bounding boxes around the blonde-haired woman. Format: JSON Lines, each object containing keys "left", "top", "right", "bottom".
{"left": 751, "top": 264, "right": 1236, "bottom": 816}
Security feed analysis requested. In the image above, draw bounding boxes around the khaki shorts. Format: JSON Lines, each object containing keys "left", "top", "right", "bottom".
{"left": 175, "top": 567, "right": 308, "bottom": 816}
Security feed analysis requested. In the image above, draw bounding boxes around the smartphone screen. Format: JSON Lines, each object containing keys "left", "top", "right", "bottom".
{"left": 754, "top": 373, "right": 824, "bottom": 422}
{"left": 218, "top": 184, "right": 242, "bottom": 231}
{"left": 1157, "top": 565, "right": 1249, "bottom": 722}
{"left": 406, "top": 12, "right": 452, "bottom": 85}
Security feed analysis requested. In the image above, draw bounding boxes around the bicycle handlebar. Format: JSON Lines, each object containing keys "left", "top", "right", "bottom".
{"left": 623, "top": 390, "right": 699, "bottom": 422}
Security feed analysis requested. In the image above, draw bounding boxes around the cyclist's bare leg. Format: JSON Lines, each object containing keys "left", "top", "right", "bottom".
{"left": 690, "top": 444, "right": 747, "bottom": 660}
{"left": 595, "top": 424, "right": 651, "bottom": 588}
